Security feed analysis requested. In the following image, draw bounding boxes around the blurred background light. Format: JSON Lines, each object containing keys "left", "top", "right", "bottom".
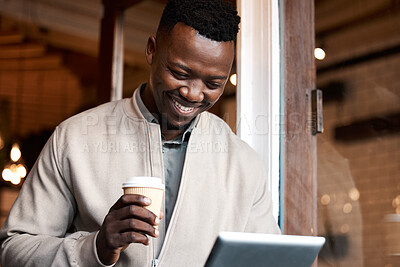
{"left": 230, "top": 73, "right": 237, "bottom": 86}
{"left": 10, "top": 143, "right": 21, "bottom": 162}
{"left": 314, "top": 47, "right": 326, "bottom": 60}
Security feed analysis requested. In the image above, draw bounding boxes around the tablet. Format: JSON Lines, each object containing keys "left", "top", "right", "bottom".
{"left": 205, "top": 232, "right": 325, "bottom": 267}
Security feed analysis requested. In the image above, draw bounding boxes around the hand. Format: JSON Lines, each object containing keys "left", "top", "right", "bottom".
{"left": 96, "top": 194, "right": 161, "bottom": 265}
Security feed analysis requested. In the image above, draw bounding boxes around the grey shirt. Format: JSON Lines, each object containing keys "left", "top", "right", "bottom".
{"left": 135, "top": 84, "right": 198, "bottom": 229}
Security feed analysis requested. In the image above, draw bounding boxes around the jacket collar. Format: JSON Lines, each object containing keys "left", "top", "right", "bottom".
{"left": 124, "top": 83, "right": 204, "bottom": 133}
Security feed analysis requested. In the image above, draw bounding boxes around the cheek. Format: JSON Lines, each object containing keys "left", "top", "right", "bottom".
{"left": 154, "top": 70, "right": 180, "bottom": 91}
{"left": 206, "top": 89, "right": 224, "bottom": 104}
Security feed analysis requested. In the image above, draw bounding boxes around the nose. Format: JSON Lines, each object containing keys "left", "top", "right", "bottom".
{"left": 179, "top": 80, "right": 205, "bottom": 103}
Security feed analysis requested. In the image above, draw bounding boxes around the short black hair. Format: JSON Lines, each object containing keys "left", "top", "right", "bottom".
{"left": 157, "top": 0, "right": 240, "bottom": 42}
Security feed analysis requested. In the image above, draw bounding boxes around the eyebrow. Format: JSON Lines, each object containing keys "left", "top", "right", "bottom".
{"left": 171, "top": 62, "right": 228, "bottom": 80}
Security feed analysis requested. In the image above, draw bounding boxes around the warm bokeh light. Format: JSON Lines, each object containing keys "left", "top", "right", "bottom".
{"left": 2, "top": 163, "right": 27, "bottom": 185}
{"left": 17, "top": 164, "right": 27, "bottom": 178}
{"left": 10, "top": 143, "right": 21, "bottom": 162}
{"left": 341, "top": 224, "right": 350, "bottom": 234}
{"left": 229, "top": 73, "right": 237, "bottom": 86}
{"left": 349, "top": 188, "right": 360, "bottom": 201}
{"left": 10, "top": 174, "right": 21, "bottom": 185}
{"left": 343, "top": 203, "right": 353, "bottom": 214}
{"left": 2, "top": 168, "right": 12, "bottom": 181}
{"left": 0, "top": 134, "right": 4, "bottom": 150}
{"left": 393, "top": 195, "right": 400, "bottom": 208}
{"left": 314, "top": 47, "right": 326, "bottom": 60}
{"left": 321, "top": 194, "right": 331, "bottom": 205}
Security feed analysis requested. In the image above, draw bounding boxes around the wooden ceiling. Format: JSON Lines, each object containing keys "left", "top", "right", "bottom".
{"left": 1, "top": 0, "right": 398, "bottom": 70}
{"left": 315, "top": 0, "right": 400, "bottom": 71}
{"left": 0, "top": 0, "right": 166, "bottom": 67}
{"left": 0, "top": 0, "right": 236, "bottom": 68}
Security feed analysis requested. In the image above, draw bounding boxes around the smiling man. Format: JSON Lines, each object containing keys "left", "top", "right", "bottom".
{"left": 142, "top": 22, "right": 234, "bottom": 140}
{"left": 0, "top": 0, "right": 280, "bottom": 266}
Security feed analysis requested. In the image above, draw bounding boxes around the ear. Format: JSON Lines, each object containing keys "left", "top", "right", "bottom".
{"left": 145, "top": 36, "right": 157, "bottom": 65}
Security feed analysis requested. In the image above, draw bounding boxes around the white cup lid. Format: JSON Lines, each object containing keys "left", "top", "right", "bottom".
{"left": 122, "top": 176, "right": 165, "bottom": 190}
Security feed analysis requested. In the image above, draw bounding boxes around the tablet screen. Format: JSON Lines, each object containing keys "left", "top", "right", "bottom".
{"left": 205, "top": 232, "right": 325, "bottom": 267}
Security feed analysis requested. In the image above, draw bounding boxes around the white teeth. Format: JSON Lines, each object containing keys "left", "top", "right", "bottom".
{"left": 172, "top": 98, "right": 194, "bottom": 112}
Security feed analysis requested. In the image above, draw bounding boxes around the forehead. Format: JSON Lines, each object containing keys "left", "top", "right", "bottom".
{"left": 158, "top": 23, "right": 235, "bottom": 71}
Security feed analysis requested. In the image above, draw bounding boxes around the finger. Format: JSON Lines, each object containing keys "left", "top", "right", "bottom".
{"left": 120, "top": 218, "right": 159, "bottom": 238}
{"left": 98, "top": 218, "right": 157, "bottom": 249}
{"left": 110, "top": 194, "right": 151, "bottom": 211}
{"left": 101, "top": 231, "right": 150, "bottom": 248}
{"left": 112, "top": 205, "right": 159, "bottom": 226}
{"left": 122, "top": 231, "right": 150, "bottom": 246}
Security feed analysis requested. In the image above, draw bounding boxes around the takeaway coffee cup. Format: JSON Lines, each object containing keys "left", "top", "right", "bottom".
{"left": 122, "top": 176, "right": 165, "bottom": 218}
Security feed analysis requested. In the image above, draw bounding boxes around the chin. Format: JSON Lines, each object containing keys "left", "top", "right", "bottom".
{"left": 161, "top": 114, "right": 191, "bottom": 131}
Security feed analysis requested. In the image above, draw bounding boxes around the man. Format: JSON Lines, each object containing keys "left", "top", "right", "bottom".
{"left": 0, "top": 0, "right": 280, "bottom": 266}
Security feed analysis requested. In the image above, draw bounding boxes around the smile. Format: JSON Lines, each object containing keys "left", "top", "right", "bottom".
{"left": 172, "top": 98, "right": 195, "bottom": 113}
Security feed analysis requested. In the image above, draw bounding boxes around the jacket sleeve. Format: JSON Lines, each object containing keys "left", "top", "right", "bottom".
{"left": 0, "top": 127, "right": 107, "bottom": 267}
{"left": 244, "top": 162, "right": 281, "bottom": 235}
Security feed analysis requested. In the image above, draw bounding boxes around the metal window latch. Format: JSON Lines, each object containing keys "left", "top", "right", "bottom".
{"left": 312, "top": 89, "right": 324, "bottom": 135}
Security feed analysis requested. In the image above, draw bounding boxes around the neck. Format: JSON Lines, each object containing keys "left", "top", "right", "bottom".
{"left": 141, "top": 84, "right": 157, "bottom": 116}
{"left": 162, "top": 130, "right": 182, "bottom": 141}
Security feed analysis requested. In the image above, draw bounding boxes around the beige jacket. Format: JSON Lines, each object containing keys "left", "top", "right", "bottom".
{"left": 0, "top": 89, "right": 280, "bottom": 267}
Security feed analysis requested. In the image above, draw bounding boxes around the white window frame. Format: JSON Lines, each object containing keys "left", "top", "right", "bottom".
{"left": 236, "top": 0, "right": 281, "bottom": 222}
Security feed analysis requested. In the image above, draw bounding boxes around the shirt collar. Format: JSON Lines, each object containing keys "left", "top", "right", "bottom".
{"left": 135, "top": 83, "right": 199, "bottom": 144}
{"left": 136, "top": 83, "right": 158, "bottom": 124}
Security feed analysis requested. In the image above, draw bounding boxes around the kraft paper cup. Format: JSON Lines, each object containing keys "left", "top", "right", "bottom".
{"left": 122, "top": 176, "right": 165, "bottom": 219}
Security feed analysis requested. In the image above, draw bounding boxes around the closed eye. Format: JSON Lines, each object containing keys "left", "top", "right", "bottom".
{"left": 206, "top": 81, "right": 223, "bottom": 89}
{"left": 170, "top": 69, "right": 190, "bottom": 79}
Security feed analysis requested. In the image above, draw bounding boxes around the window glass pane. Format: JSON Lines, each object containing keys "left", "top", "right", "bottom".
{"left": 316, "top": 1, "right": 400, "bottom": 266}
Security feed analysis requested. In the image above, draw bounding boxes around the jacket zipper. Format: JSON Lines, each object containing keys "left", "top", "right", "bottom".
{"left": 148, "top": 122, "right": 165, "bottom": 267}
{"left": 152, "top": 236, "right": 159, "bottom": 267}
{"left": 152, "top": 259, "right": 159, "bottom": 267}
{"left": 154, "top": 129, "right": 196, "bottom": 265}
